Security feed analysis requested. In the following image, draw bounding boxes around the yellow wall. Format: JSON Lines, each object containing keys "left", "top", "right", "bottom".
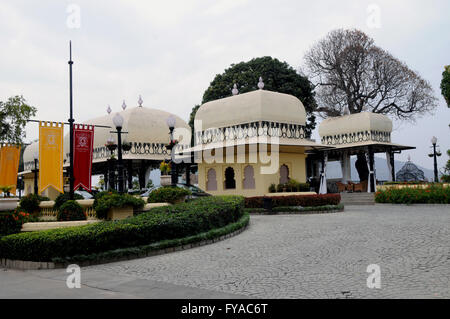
{"left": 198, "top": 150, "right": 307, "bottom": 197}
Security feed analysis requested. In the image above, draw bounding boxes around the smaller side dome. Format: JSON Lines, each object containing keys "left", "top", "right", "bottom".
{"left": 319, "top": 112, "right": 393, "bottom": 145}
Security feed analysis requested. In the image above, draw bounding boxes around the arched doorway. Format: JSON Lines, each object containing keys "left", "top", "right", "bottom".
{"left": 280, "top": 164, "right": 289, "bottom": 184}
{"left": 224, "top": 167, "right": 236, "bottom": 189}
{"left": 206, "top": 168, "right": 217, "bottom": 191}
{"left": 243, "top": 165, "right": 255, "bottom": 189}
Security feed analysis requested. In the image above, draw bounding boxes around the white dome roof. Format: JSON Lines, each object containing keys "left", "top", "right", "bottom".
{"left": 22, "top": 106, "right": 191, "bottom": 168}
{"left": 319, "top": 112, "right": 392, "bottom": 138}
{"left": 195, "top": 90, "right": 306, "bottom": 130}
{"left": 63, "top": 105, "right": 191, "bottom": 154}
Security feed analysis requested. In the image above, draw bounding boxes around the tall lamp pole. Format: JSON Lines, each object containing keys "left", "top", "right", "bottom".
{"left": 112, "top": 113, "right": 125, "bottom": 193}
{"left": 429, "top": 136, "right": 442, "bottom": 183}
{"left": 166, "top": 116, "right": 177, "bottom": 187}
{"left": 68, "top": 41, "right": 75, "bottom": 200}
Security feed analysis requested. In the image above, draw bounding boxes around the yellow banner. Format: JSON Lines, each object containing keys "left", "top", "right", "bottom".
{"left": 39, "top": 122, "right": 64, "bottom": 194}
{"left": 0, "top": 144, "right": 21, "bottom": 194}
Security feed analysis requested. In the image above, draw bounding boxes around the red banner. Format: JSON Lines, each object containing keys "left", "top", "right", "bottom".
{"left": 73, "top": 124, "right": 94, "bottom": 191}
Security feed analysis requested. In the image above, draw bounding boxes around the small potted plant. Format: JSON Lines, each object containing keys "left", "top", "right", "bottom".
{"left": 160, "top": 161, "right": 172, "bottom": 186}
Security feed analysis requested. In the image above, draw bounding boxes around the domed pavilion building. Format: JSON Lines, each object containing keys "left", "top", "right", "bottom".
{"left": 313, "top": 112, "right": 415, "bottom": 193}
{"left": 186, "top": 83, "right": 328, "bottom": 197}
{"left": 20, "top": 98, "right": 191, "bottom": 199}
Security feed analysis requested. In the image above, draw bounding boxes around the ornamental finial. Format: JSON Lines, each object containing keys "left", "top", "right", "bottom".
{"left": 138, "top": 95, "right": 143, "bottom": 107}
{"left": 258, "top": 77, "right": 264, "bottom": 90}
{"left": 232, "top": 83, "right": 239, "bottom": 96}
{"left": 122, "top": 100, "right": 127, "bottom": 110}
{"left": 107, "top": 105, "right": 112, "bottom": 114}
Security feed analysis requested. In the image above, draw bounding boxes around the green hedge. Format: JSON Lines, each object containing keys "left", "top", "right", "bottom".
{"left": 52, "top": 213, "right": 250, "bottom": 265}
{"left": 0, "top": 196, "right": 244, "bottom": 262}
{"left": 147, "top": 186, "right": 191, "bottom": 204}
{"left": 375, "top": 184, "right": 450, "bottom": 204}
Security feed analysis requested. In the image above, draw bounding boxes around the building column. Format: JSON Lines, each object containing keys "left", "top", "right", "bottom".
{"left": 104, "top": 165, "right": 109, "bottom": 191}
{"left": 368, "top": 146, "right": 375, "bottom": 193}
{"left": 127, "top": 160, "right": 133, "bottom": 190}
{"left": 139, "top": 162, "right": 146, "bottom": 190}
{"left": 390, "top": 150, "right": 396, "bottom": 182}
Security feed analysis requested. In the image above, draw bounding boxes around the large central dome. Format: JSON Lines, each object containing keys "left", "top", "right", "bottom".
{"left": 195, "top": 89, "right": 306, "bottom": 130}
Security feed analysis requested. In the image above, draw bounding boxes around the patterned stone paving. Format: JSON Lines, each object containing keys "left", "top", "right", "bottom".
{"left": 86, "top": 204, "right": 450, "bottom": 299}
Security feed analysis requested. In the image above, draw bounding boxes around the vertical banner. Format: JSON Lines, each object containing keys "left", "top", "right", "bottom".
{"left": 39, "top": 122, "right": 64, "bottom": 194}
{"left": 73, "top": 124, "right": 94, "bottom": 191}
{"left": 0, "top": 144, "right": 21, "bottom": 194}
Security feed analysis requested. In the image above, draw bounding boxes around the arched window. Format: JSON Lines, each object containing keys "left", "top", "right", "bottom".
{"left": 224, "top": 167, "right": 236, "bottom": 189}
{"left": 243, "top": 165, "right": 255, "bottom": 189}
{"left": 280, "top": 164, "right": 290, "bottom": 184}
{"left": 206, "top": 168, "right": 217, "bottom": 191}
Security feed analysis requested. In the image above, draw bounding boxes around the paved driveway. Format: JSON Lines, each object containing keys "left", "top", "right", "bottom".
{"left": 1, "top": 204, "right": 449, "bottom": 298}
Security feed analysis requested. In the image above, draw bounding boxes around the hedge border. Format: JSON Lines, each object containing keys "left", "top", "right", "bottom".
{"left": 244, "top": 204, "right": 344, "bottom": 215}
{"left": 0, "top": 213, "right": 250, "bottom": 270}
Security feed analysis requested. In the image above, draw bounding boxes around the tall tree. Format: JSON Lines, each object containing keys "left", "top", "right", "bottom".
{"left": 189, "top": 56, "right": 317, "bottom": 140}
{"left": 0, "top": 95, "right": 37, "bottom": 144}
{"left": 441, "top": 65, "right": 450, "bottom": 107}
{"left": 304, "top": 29, "right": 437, "bottom": 181}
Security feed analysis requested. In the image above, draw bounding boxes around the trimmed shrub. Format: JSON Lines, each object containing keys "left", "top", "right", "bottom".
{"left": 57, "top": 200, "right": 87, "bottom": 221}
{"left": 147, "top": 186, "right": 191, "bottom": 204}
{"left": 93, "top": 192, "right": 145, "bottom": 220}
{"left": 18, "top": 193, "right": 50, "bottom": 215}
{"left": 0, "top": 196, "right": 244, "bottom": 262}
{"left": 245, "top": 194, "right": 341, "bottom": 208}
{"left": 53, "top": 193, "right": 84, "bottom": 212}
{"left": 375, "top": 184, "right": 450, "bottom": 204}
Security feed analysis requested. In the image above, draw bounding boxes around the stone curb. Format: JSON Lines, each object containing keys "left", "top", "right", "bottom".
{"left": 249, "top": 208, "right": 345, "bottom": 215}
{"left": 0, "top": 222, "right": 249, "bottom": 271}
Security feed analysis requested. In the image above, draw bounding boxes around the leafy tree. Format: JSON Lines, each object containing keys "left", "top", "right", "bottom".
{"left": 304, "top": 29, "right": 437, "bottom": 181}
{"left": 188, "top": 56, "right": 317, "bottom": 140}
{"left": 440, "top": 150, "right": 450, "bottom": 183}
{"left": 441, "top": 65, "right": 450, "bottom": 107}
{"left": 0, "top": 96, "right": 37, "bottom": 144}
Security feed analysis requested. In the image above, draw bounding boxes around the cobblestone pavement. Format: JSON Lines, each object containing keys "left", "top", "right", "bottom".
{"left": 84, "top": 204, "right": 450, "bottom": 299}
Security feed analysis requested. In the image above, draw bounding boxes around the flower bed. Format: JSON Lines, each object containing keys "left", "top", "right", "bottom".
{"left": 0, "top": 196, "right": 244, "bottom": 262}
{"left": 245, "top": 194, "right": 341, "bottom": 208}
{"left": 0, "top": 210, "right": 34, "bottom": 236}
{"left": 375, "top": 184, "right": 450, "bottom": 204}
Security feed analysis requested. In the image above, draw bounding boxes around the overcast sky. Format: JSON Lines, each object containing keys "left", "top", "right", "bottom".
{"left": 1, "top": 0, "right": 449, "bottom": 171}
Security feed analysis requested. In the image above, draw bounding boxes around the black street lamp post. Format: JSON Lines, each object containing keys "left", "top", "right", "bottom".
{"left": 68, "top": 42, "right": 75, "bottom": 200}
{"left": 106, "top": 136, "right": 117, "bottom": 191}
{"left": 112, "top": 113, "right": 125, "bottom": 193}
{"left": 166, "top": 116, "right": 177, "bottom": 187}
{"left": 429, "top": 136, "right": 442, "bottom": 183}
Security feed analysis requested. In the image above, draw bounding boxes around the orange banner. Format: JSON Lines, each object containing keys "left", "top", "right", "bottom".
{"left": 0, "top": 144, "right": 21, "bottom": 194}
{"left": 39, "top": 122, "right": 64, "bottom": 194}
